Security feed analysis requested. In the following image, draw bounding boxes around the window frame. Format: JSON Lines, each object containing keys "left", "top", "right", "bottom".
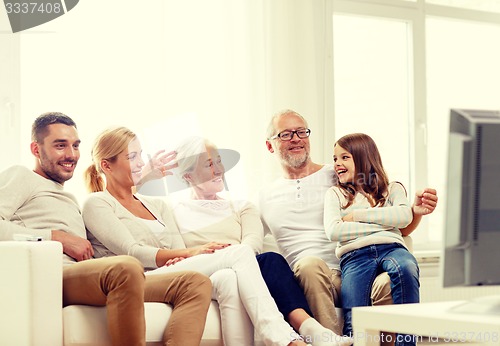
{"left": 326, "top": 0, "right": 500, "bottom": 249}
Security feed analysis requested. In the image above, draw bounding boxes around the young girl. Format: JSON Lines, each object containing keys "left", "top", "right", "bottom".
{"left": 323, "top": 133, "right": 420, "bottom": 346}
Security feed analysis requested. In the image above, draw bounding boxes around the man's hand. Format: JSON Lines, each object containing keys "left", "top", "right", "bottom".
{"left": 412, "top": 188, "right": 438, "bottom": 216}
{"left": 51, "top": 230, "right": 94, "bottom": 262}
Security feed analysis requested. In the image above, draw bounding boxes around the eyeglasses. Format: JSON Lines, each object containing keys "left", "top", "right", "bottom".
{"left": 269, "top": 128, "right": 311, "bottom": 141}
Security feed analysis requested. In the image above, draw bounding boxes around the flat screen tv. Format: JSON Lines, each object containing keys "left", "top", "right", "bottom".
{"left": 442, "top": 109, "right": 500, "bottom": 287}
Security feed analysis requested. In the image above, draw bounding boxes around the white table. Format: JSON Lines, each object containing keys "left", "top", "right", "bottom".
{"left": 352, "top": 301, "right": 500, "bottom": 345}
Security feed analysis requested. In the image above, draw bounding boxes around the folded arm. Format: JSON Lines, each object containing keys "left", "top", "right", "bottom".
{"left": 324, "top": 188, "right": 393, "bottom": 242}
{"left": 348, "top": 183, "right": 413, "bottom": 228}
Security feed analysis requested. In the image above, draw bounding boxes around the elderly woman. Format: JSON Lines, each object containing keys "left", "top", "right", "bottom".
{"left": 171, "top": 136, "right": 353, "bottom": 346}
{"left": 81, "top": 126, "right": 322, "bottom": 346}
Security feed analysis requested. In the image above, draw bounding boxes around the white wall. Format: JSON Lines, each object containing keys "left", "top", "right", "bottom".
{"left": 3, "top": 0, "right": 332, "bottom": 204}
{"left": 3, "top": 0, "right": 500, "bottom": 305}
{"left": 0, "top": 8, "right": 21, "bottom": 171}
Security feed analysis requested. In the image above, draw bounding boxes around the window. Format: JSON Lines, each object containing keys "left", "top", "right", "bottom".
{"left": 427, "top": 0, "right": 500, "bottom": 13}
{"left": 333, "top": 13, "right": 412, "bottom": 194}
{"left": 426, "top": 17, "right": 500, "bottom": 243}
{"left": 331, "top": 0, "right": 500, "bottom": 249}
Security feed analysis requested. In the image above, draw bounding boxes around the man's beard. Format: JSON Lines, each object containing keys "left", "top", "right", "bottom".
{"left": 39, "top": 149, "right": 75, "bottom": 184}
{"left": 280, "top": 149, "right": 309, "bottom": 169}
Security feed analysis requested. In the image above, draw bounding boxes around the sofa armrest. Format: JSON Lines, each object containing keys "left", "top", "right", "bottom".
{"left": 402, "top": 236, "right": 413, "bottom": 253}
{"left": 0, "top": 241, "right": 63, "bottom": 346}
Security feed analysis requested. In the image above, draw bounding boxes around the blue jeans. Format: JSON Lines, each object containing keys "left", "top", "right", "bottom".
{"left": 340, "top": 243, "right": 420, "bottom": 346}
{"left": 257, "top": 252, "right": 313, "bottom": 323}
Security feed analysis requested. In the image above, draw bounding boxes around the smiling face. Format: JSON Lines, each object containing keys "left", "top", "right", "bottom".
{"left": 100, "top": 136, "right": 145, "bottom": 189}
{"left": 126, "top": 138, "right": 146, "bottom": 186}
{"left": 333, "top": 143, "right": 356, "bottom": 184}
{"left": 184, "top": 145, "right": 225, "bottom": 199}
{"left": 31, "top": 123, "right": 80, "bottom": 185}
{"left": 267, "top": 113, "right": 311, "bottom": 169}
{"left": 112, "top": 138, "right": 145, "bottom": 187}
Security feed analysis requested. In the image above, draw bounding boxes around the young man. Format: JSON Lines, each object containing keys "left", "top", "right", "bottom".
{"left": 259, "top": 109, "right": 438, "bottom": 336}
{"left": 0, "top": 112, "right": 212, "bottom": 346}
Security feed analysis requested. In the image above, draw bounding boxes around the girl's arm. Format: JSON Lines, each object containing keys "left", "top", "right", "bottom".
{"left": 347, "top": 183, "right": 413, "bottom": 229}
{"left": 324, "top": 188, "right": 390, "bottom": 242}
{"left": 239, "top": 202, "right": 264, "bottom": 254}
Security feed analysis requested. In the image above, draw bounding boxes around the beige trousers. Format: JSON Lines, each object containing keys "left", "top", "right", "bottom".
{"left": 63, "top": 255, "right": 211, "bottom": 346}
{"left": 293, "top": 255, "right": 392, "bottom": 335}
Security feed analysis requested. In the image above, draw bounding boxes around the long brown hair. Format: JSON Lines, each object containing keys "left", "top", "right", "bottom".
{"left": 334, "top": 133, "right": 389, "bottom": 208}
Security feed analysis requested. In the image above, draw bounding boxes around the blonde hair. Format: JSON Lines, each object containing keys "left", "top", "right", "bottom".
{"left": 84, "top": 126, "right": 137, "bottom": 192}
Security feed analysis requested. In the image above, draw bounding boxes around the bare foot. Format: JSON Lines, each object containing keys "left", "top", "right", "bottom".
{"left": 288, "top": 340, "right": 310, "bottom": 346}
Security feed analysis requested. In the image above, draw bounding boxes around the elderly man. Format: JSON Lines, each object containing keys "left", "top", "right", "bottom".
{"left": 259, "top": 109, "right": 437, "bottom": 338}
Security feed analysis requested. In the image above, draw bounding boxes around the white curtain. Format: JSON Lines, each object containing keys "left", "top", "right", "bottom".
{"left": 1, "top": 0, "right": 329, "bottom": 202}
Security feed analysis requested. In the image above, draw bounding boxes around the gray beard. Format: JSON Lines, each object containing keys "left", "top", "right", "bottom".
{"left": 281, "top": 151, "right": 309, "bottom": 169}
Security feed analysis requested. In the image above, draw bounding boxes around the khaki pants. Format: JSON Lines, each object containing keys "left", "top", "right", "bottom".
{"left": 63, "top": 255, "right": 211, "bottom": 346}
{"left": 293, "top": 255, "right": 392, "bottom": 335}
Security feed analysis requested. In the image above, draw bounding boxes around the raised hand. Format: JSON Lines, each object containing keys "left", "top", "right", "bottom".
{"left": 138, "top": 150, "right": 178, "bottom": 186}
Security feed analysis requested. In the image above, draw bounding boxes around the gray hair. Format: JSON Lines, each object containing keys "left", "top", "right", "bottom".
{"left": 266, "top": 109, "right": 308, "bottom": 140}
{"left": 175, "top": 136, "right": 217, "bottom": 183}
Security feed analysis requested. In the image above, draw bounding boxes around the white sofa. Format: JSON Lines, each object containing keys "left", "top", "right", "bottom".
{"left": 0, "top": 237, "right": 285, "bottom": 346}
{"left": 0, "top": 241, "right": 224, "bottom": 346}
{"left": 3, "top": 236, "right": 391, "bottom": 345}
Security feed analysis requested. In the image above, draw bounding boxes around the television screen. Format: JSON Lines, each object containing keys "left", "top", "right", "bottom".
{"left": 442, "top": 109, "right": 500, "bottom": 287}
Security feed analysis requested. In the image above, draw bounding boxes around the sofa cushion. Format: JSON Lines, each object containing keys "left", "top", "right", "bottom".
{"left": 63, "top": 301, "right": 222, "bottom": 346}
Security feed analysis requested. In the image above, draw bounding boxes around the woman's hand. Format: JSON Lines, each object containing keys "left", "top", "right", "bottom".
{"left": 188, "top": 242, "right": 230, "bottom": 257}
{"left": 137, "top": 150, "right": 178, "bottom": 186}
{"left": 165, "top": 257, "right": 186, "bottom": 266}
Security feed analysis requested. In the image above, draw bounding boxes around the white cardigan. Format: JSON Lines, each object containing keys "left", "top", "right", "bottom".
{"left": 82, "top": 190, "right": 185, "bottom": 270}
